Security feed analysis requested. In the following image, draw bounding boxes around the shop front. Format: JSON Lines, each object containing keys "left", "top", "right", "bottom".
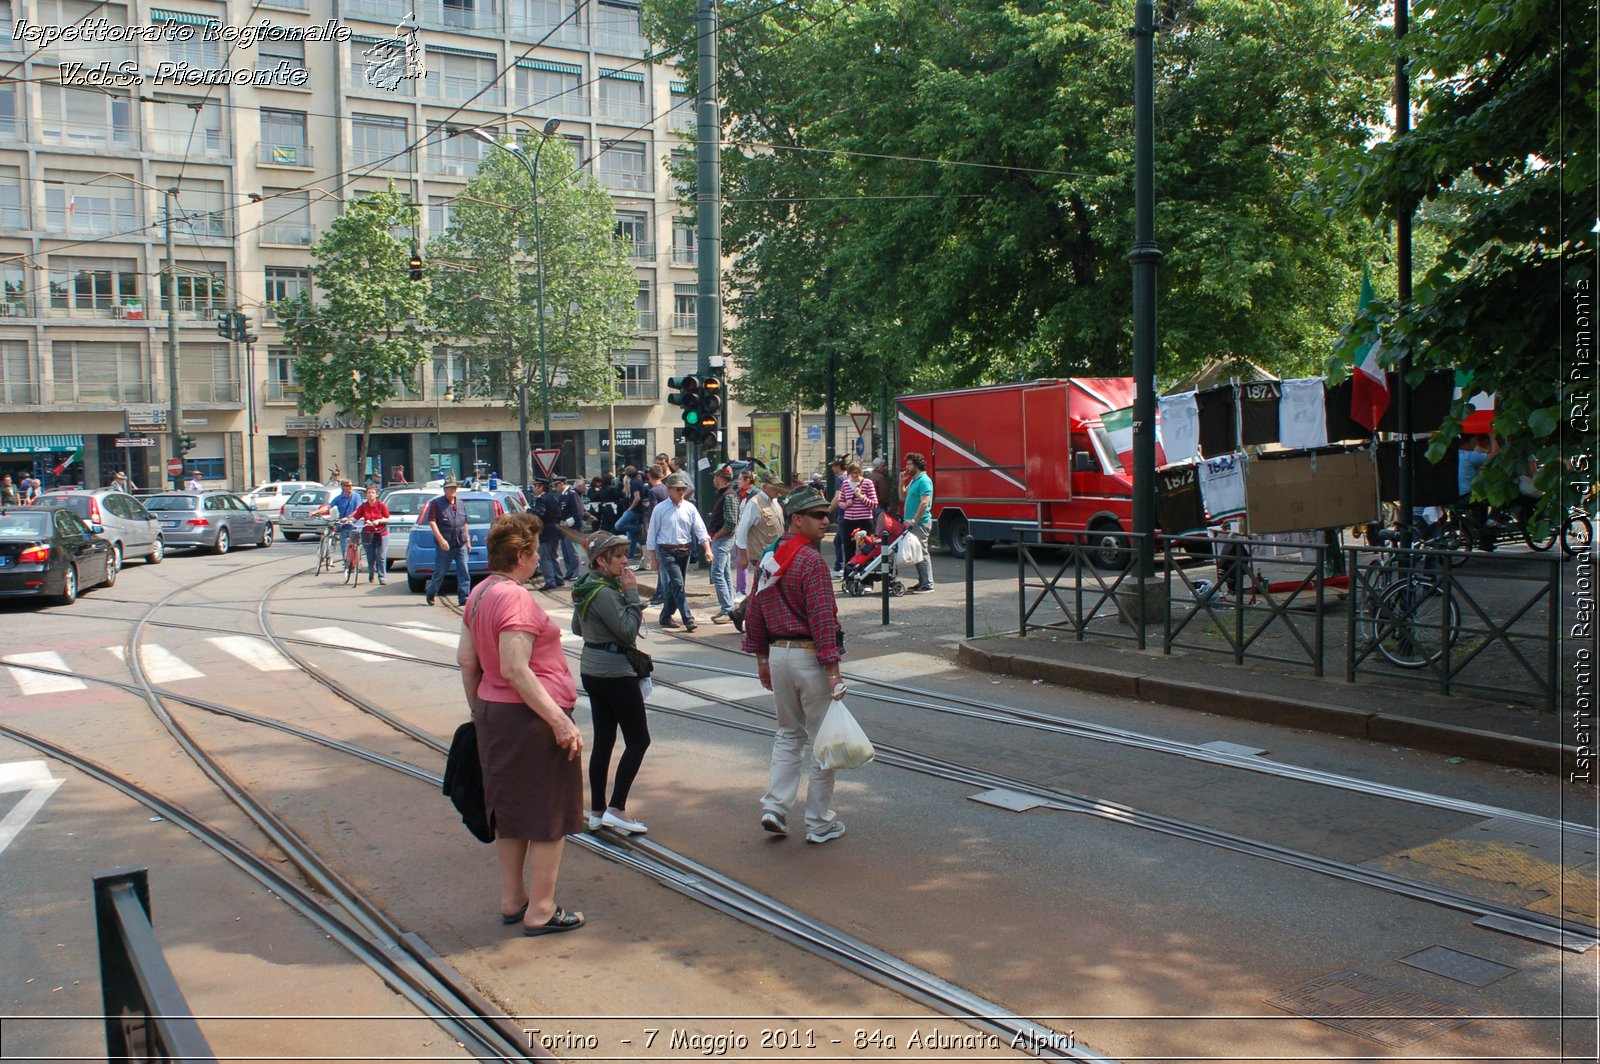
{"left": 0, "top": 434, "right": 85, "bottom": 490}
{"left": 267, "top": 436, "right": 321, "bottom": 483}
{"left": 597, "top": 428, "right": 649, "bottom": 476}
{"left": 430, "top": 432, "right": 501, "bottom": 483}
{"left": 351, "top": 433, "right": 414, "bottom": 486}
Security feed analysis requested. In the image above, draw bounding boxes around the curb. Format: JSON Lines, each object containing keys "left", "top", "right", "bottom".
{"left": 956, "top": 641, "right": 1577, "bottom": 777}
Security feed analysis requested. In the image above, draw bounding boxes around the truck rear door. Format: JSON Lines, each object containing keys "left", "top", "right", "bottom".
{"left": 1023, "top": 384, "right": 1071, "bottom": 500}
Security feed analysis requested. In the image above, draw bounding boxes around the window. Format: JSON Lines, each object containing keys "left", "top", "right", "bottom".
{"left": 0, "top": 260, "right": 26, "bottom": 316}
{"left": 426, "top": 125, "right": 487, "bottom": 177}
{"left": 171, "top": 342, "right": 238, "bottom": 404}
{"left": 51, "top": 341, "right": 145, "bottom": 402}
{"left": 264, "top": 268, "right": 310, "bottom": 319}
{"left": 513, "top": 0, "right": 584, "bottom": 45}
{"left": 42, "top": 1, "right": 131, "bottom": 63}
{"left": 164, "top": 178, "right": 228, "bottom": 239}
{"left": 597, "top": 140, "right": 650, "bottom": 192}
{"left": 594, "top": 0, "right": 643, "bottom": 55}
{"left": 426, "top": 50, "right": 499, "bottom": 104}
{"left": 672, "top": 285, "right": 697, "bottom": 330}
{"left": 428, "top": 196, "right": 457, "bottom": 236}
{"left": 258, "top": 38, "right": 307, "bottom": 84}
{"left": 0, "top": 340, "right": 35, "bottom": 404}
{"left": 669, "top": 81, "right": 694, "bottom": 132}
{"left": 261, "top": 189, "right": 312, "bottom": 244}
{"left": 351, "top": 113, "right": 410, "bottom": 170}
{"left": 615, "top": 211, "right": 651, "bottom": 258}
{"left": 616, "top": 349, "right": 654, "bottom": 400}
{"left": 563, "top": 134, "right": 586, "bottom": 166}
{"left": 635, "top": 280, "right": 654, "bottom": 329}
{"left": 260, "top": 109, "right": 311, "bottom": 166}
{"left": 437, "top": 0, "right": 491, "bottom": 31}
{"left": 39, "top": 85, "right": 133, "bottom": 147}
{"left": 44, "top": 173, "right": 138, "bottom": 234}
{"left": 598, "top": 69, "right": 645, "bottom": 123}
{"left": 266, "top": 347, "right": 300, "bottom": 401}
{"left": 0, "top": 165, "right": 22, "bottom": 229}
{"left": 48, "top": 257, "right": 139, "bottom": 316}
{"left": 161, "top": 263, "right": 227, "bottom": 316}
{"left": 147, "top": 96, "right": 226, "bottom": 156}
{"left": 672, "top": 220, "right": 696, "bottom": 265}
{"left": 157, "top": 10, "right": 222, "bottom": 67}
{"left": 0, "top": 1, "right": 13, "bottom": 50}
{"left": 513, "top": 59, "right": 587, "bottom": 115}
{"left": 0, "top": 82, "right": 19, "bottom": 140}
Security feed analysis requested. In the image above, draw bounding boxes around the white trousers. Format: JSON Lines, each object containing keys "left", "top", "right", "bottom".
{"left": 761, "top": 645, "right": 838, "bottom": 834}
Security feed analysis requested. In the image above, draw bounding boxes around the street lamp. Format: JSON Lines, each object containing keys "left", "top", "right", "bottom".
{"left": 470, "top": 118, "right": 561, "bottom": 486}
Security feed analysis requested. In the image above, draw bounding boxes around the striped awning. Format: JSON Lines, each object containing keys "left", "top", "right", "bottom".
{"left": 427, "top": 44, "right": 496, "bottom": 60}
{"left": 600, "top": 68, "right": 644, "bottom": 83}
{"left": 671, "top": 80, "right": 690, "bottom": 94}
{"left": 0, "top": 434, "right": 82, "bottom": 456}
{"left": 516, "top": 58, "right": 581, "bottom": 76}
{"left": 151, "top": 9, "right": 219, "bottom": 25}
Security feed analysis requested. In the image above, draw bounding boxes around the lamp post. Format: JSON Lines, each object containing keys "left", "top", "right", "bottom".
{"left": 471, "top": 118, "right": 561, "bottom": 486}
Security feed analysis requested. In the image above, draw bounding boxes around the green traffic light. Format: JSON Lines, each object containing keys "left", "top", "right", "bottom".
{"left": 684, "top": 410, "right": 701, "bottom": 425}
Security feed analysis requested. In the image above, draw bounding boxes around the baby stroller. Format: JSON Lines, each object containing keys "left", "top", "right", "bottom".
{"left": 841, "top": 512, "right": 909, "bottom": 597}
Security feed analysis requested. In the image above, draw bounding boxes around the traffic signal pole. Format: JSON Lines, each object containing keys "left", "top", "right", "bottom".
{"left": 695, "top": 0, "right": 722, "bottom": 499}
{"left": 1129, "top": 0, "right": 1160, "bottom": 579}
{"left": 164, "top": 189, "right": 184, "bottom": 487}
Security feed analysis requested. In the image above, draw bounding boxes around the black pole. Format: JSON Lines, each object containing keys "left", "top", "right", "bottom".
{"left": 695, "top": 0, "right": 722, "bottom": 503}
{"left": 1396, "top": 0, "right": 1415, "bottom": 542}
{"left": 1128, "top": 0, "right": 1161, "bottom": 577}
{"left": 825, "top": 348, "right": 836, "bottom": 471}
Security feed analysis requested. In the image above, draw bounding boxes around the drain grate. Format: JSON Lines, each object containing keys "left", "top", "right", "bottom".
{"left": 1399, "top": 945, "right": 1517, "bottom": 987}
{"left": 1266, "top": 968, "right": 1482, "bottom": 1048}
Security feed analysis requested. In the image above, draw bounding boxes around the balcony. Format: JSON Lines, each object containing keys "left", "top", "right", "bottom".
{"left": 182, "top": 380, "right": 242, "bottom": 405}
{"left": 418, "top": 0, "right": 499, "bottom": 32}
{"left": 259, "top": 143, "right": 313, "bottom": 167}
{"left": 261, "top": 221, "right": 313, "bottom": 245}
{"left": 422, "top": 75, "right": 504, "bottom": 108}
{"left": 265, "top": 379, "right": 302, "bottom": 402}
{"left": 512, "top": 88, "right": 589, "bottom": 117}
{"left": 623, "top": 240, "right": 655, "bottom": 261}
{"left": 426, "top": 155, "right": 481, "bottom": 178}
{"left": 0, "top": 299, "right": 31, "bottom": 318}
{"left": 0, "top": 381, "right": 41, "bottom": 404}
{"left": 635, "top": 310, "right": 656, "bottom": 330}
{"left": 111, "top": 302, "right": 147, "bottom": 321}
{"left": 672, "top": 245, "right": 696, "bottom": 266}
{"left": 170, "top": 300, "right": 223, "bottom": 321}
{"left": 671, "top": 312, "right": 696, "bottom": 331}
{"left": 598, "top": 98, "right": 648, "bottom": 124}
{"left": 39, "top": 121, "right": 136, "bottom": 149}
{"left": 350, "top": 145, "right": 413, "bottom": 173}
{"left": 0, "top": 113, "right": 22, "bottom": 140}
{"left": 52, "top": 382, "right": 150, "bottom": 403}
{"left": 146, "top": 129, "right": 230, "bottom": 159}
{"left": 597, "top": 166, "right": 652, "bottom": 193}
{"left": 343, "top": 0, "right": 409, "bottom": 22}
{"left": 594, "top": 28, "right": 644, "bottom": 57}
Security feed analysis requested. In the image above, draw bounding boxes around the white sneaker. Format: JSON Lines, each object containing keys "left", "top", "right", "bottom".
{"left": 601, "top": 809, "right": 648, "bottom": 835}
{"left": 586, "top": 811, "right": 603, "bottom": 832}
{"left": 805, "top": 819, "right": 846, "bottom": 844}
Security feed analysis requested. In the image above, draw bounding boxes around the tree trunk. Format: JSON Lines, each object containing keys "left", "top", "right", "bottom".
{"left": 358, "top": 421, "right": 373, "bottom": 485}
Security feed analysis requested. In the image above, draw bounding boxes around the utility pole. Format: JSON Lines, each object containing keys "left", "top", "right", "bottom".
{"left": 164, "top": 189, "right": 184, "bottom": 486}
{"left": 695, "top": 0, "right": 722, "bottom": 501}
{"left": 1128, "top": 0, "right": 1161, "bottom": 578}
{"left": 1395, "top": 0, "right": 1415, "bottom": 542}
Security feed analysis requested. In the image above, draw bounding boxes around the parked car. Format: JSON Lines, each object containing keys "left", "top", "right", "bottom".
{"left": 404, "top": 491, "right": 516, "bottom": 593}
{"left": 34, "top": 488, "right": 163, "bottom": 568}
{"left": 278, "top": 487, "right": 343, "bottom": 540}
{"left": 142, "top": 491, "right": 273, "bottom": 554}
{"left": 375, "top": 488, "right": 440, "bottom": 569}
{"left": 243, "top": 480, "right": 321, "bottom": 521}
{"left": 0, "top": 505, "right": 116, "bottom": 603}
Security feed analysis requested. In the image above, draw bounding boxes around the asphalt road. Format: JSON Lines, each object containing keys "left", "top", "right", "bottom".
{"left": 0, "top": 541, "right": 1594, "bottom": 1062}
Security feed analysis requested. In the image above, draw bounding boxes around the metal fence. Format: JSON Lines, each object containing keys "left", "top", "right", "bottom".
{"left": 1162, "top": 534, "right": 1328, "bottom": 674}
{"left": 95, "top": 866, "right": 213, "bottom": 1060}
{"left": 1016, "top": 529, "right": 1151, "bottom": 649}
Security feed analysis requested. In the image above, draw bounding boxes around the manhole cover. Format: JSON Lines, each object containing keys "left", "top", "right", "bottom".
{"left": 1399, "top": 945, "right": 1517, "bottom": 987}
{"left": 1266, "top": 968, "right": 1482, "bottom": 1048}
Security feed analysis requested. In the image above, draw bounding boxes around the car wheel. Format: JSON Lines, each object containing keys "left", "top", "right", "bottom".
{"left": 56, "top": 564, "right": 78, "bottom": 605}
{"left": 110, "top": 542, "right": 123, "bottom": 572}
{"left": 283, "top": 531, "right": 301, "bottom": 542}
{"left": 408, "top": 575, "right": 426, "bottom": 593}
{"left": 214, "top": 528, "right": 231, "bottom": 555}
{"left": 260, "top": 523, "right": 274, "bottom": 548}
{"left": 101, "top": 551, "right": 117, "bottom": 589}
{"left": 147, "top": 536, "right": 164, "bottom": 564}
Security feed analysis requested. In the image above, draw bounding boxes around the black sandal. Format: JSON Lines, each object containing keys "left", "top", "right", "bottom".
{"left": 499, "top": 902, "right": 529, "bottom": 925}
{"left": 523, "top": 906, "right": 585, "bottom": 936}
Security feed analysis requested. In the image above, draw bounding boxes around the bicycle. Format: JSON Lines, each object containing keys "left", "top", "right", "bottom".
{"left": 1356, "top": 530, "right": 1461, "bottom": 670}
{"left": 341, "top": 522, "right": 361, "bottom": 585}
{"left": 1522, "top": 505, "right": 1594, "bottom": 558}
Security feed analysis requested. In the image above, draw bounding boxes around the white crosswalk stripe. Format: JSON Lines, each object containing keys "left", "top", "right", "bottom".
{"left": 106, "top": 645, "right": 204, "bottom": 683}
{"left": 298, "top": 626, "right": 399, "bottom": 663}
{"left": 206, "top": 636, "right": 296, "bottom": 672}
{"left": 389, "top": 621, "right": 461, "bottom": 648}
{"left": 2, "top": 652, "right": 86, "bottom": 695}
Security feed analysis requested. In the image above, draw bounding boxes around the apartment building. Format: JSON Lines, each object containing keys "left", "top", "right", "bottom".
{"left": 0, "top": 0, "right": 736, "bottom": 490}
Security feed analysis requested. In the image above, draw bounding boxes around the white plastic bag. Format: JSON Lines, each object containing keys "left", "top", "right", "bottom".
{"left": 897, "top": 532, "right": 925, "bottom": 566}
{"left": 814, "top": 698, "right": 875, "bottom": 770}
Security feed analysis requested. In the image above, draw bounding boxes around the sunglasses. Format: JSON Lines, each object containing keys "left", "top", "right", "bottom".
{"left": 801, "top": 510, "right": 831, "bottom": 520}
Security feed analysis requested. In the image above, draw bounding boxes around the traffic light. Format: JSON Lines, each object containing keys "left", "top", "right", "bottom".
{"left": 667, "top": 375, "right": 702, "bottom": 426}
{"left": 697, "top": 372, "right": 723, "bottom": 448}
{"left": 180, "top": 432, "right": 196, "bottom": 455}
{"left": 408, "top": 248, "right": 424, "bottom": 282}
{"left": 232, "top": 311, "right": 252, "bottom": 342}
{"left": 216, "top": 312, "right": 232, "bottom": 339}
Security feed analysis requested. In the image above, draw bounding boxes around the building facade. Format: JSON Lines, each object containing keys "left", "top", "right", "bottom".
{"left": 0, "top": 0, "right": 742, "bottom": 490}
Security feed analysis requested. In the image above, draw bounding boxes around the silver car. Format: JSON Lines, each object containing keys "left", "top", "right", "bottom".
{"left": 34, "top": 489, "right": 164, "bottom": 569}
{"left": 279, "top": 486, "right": 342, "bottom": 539}
{"left": 243, "top": 480, "right": 321, "bottom": 521}
{"left": 143, "top": 491, "right": 273, "bottom": 554}
{"left": 376, "top": 488, "right": 439, "bottom": 567}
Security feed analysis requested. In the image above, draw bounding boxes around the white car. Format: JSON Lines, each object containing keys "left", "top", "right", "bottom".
{"left": 377, "top": 488, "right": 441, "bottom": 568}
{"left": 243, "top": 481, "right": 320, "bottom": 521}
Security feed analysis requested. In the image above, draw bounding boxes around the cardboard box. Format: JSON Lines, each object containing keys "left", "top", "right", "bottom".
{"left": 1246, "top": 449, "right": 1378, "bottom": 533}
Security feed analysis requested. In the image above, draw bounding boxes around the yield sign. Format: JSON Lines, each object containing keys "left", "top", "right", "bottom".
{"left": 850, "top": 412, "right": 873, "bottom": 436}
{"left": 532, "top": 449, "right": 562, "bottom": 478}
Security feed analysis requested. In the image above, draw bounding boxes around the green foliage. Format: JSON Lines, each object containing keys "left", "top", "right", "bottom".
{"left": 645, "top": 0, "right": 1388, "bottom": 409}
{"left": 281, "top": 184, "right": 430, "bottom": 470}
{"left": 426, "top": 135, "right": 638, "bottom": 422}
{"left": 1330, "top": 0, "right": 1596, "bottom": 517}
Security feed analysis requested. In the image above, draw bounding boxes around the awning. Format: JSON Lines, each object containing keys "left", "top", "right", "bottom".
{"left": 0, "top": 434, "right": 83, "bottom": 456}
{"left": 600, "top": 68, "right": 644, "bottom": 83}
{"left": 516, "top": 58, "right": 581, "bottom": 76}
{"left": 151, "top": 9, "right": 220, "bottom": 25}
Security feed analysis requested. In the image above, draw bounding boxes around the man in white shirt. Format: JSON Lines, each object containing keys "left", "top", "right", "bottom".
{"left": 645, "top": 473, "right": 712, "bottom": 631}
{"left": 186, "top": 470, "right": 203, "bottom": 492}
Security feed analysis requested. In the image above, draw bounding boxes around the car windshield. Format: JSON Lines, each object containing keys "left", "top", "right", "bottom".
{"left": 384, "top": 493, "right": 432, "bottom": 516}
{"left": 289, "top": 490, "right": 330, "bottom": 505}
{"left": 0, "top": 512, "right": 51, "bottom": 538}
{"left": 34, "top": 495, "right": 93, "bottom": 518}
{"left": 464, "top": 500, "right": 499, "bottom": 523}
{"left": 143, "top": 495, "right": 198, "bottom": 512}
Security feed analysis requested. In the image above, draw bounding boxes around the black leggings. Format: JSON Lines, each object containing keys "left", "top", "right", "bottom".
{"left": 584, "top": 673, "right": 651, "bottom": 813}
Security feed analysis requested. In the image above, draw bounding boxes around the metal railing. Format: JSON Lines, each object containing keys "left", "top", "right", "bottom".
{"left": 94, "top": 867, "right": 215, "bottom": 1061}
{"left": 260, "top": 143, "right": 313, "bottom": 167}
{"left": 1162, "top": 533, "right": 1328, "bottom": 674}
{"left": 1016, "top": 528, "right": 1151, "bottom": 649}
{"left": 181, "top": 380, "right": 241, "bottom": 404}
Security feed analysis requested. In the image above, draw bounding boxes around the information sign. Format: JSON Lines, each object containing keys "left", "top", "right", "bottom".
{"left": 114, "top": 437, "right": 155, "bottom": 448}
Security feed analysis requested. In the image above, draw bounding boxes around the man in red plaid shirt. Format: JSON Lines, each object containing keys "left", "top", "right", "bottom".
{"left": 742, "top": 485, "right": 849, "bottom": 844}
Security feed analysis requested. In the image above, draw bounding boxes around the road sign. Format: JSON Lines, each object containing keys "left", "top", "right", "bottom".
{"left": 851, "top": 412, "right": 873, "bottom": 435}
{"left": 167, "top": 457, "right": 184, "bottom": 476}
{"left": 807, "top": 425, "right": 822, "bottom": 441}
{"left": 532, "top": 449, "right": 561, "bottom": 478}
{"left": 125, "top": 405, "right": 168, "bottom": 431}
{"left": 854, "top": 436, "right": 866, "bottom": 456}
{"left": 283, "top": 415, "right": 320, "bottom": 438}
{"left": 114, "top": 437, "right": 155, "bottom": 448}
{"left": 181, "top": 418, "right": 208, "bottom": 427}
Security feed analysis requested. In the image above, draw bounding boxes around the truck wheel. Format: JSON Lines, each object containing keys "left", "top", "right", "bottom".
{"left": 939, "top": 513, "right": 990, "bottom": 560}
{"left": 1086, "top": 519, "right": 1131, "bottom": 570}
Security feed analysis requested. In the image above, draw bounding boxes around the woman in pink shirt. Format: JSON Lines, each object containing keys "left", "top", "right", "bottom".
{"left": 457, "top": 511, "right": 586, "bottom": 936}
{"left": 832, "top": 462, "right": 878, "bottom": 571}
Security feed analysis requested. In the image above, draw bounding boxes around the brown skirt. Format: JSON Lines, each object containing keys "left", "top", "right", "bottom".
{"left": 474, "top": 699, "right": 584, "bottom": 842}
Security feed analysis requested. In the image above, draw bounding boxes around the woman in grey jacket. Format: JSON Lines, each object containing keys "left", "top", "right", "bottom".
{"left": 570, "top": 533, "right": 651, "bottom": 835}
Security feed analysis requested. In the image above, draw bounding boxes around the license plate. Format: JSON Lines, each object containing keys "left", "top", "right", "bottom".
{"left": 163, "top": 520, "right": 180, "bottom": 529}
{"left": 0, "top": 557, "right": 10, "bottom": 568}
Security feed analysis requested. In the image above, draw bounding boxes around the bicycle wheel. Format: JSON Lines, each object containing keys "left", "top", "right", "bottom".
{"left": 1563, "top": 511, "right": 1594, "bottom": 558}
{"left": 1522, "top": 517, "right": 1557, "bottom": 552}
{"left": 316, "top": 533, "right": 332, "bottom": 574}
{"left": 1373, "top": 578, "right": 1459, "bottom": 669}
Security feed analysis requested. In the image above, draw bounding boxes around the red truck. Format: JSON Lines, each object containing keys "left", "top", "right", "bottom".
{"left": 895, "top": 378, "right": 1139, "bottom": 565}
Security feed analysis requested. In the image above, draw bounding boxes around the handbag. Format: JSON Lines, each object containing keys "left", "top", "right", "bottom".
{"left": 442, "top": 720, "right": 495, "bottom": 844}
{"left": 813, "top": 697, "right": 875, "bottom": 771}
{"left": 624, "top": 645, "right": 653, "bottom": 678}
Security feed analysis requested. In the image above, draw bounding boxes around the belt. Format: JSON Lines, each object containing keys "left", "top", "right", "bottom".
{"left": 770, "top": 639, "right": 814, "bottom": 649}
{"left": 584, "top": 641, "right": 627, "bottom": 654}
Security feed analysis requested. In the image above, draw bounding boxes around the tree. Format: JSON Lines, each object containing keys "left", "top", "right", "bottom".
{"left": 426, "top": 134, "right": 637, "bottom": 447}
{"left": 281, "top": 185, "right": 430, "bottom": 477}
{"left": 1331, "top": 0, "right": 1596, "bottom": 519}
{"left": 645, "top": 0, "right": 1388, "bottom": 410}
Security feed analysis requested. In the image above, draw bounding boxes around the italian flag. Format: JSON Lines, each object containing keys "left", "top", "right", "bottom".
{"left": 52, "top": 448, "right": 81, "bottom": 476}
{"left": 1455, "top": 371, "right": 1496, "bottom": 434}
{"left": 1350, "top": 271, "right": 1390, "bottom": 432}
{"left": 1102, "top": 406, "right": 1134, "bottom": 464}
